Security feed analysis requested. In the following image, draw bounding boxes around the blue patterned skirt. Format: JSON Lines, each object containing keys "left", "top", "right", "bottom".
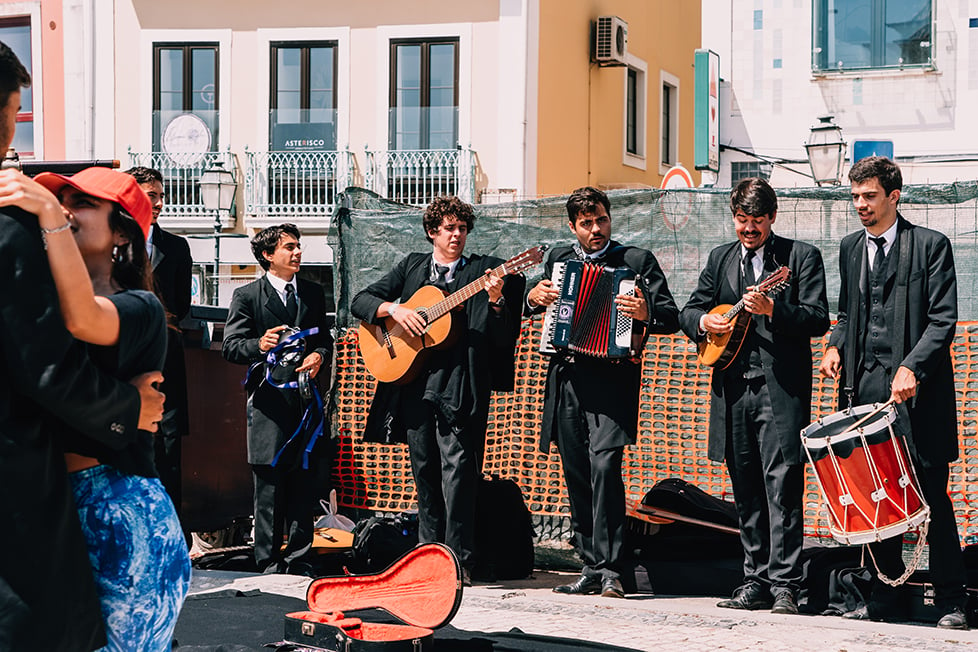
{"left": 71, "top": 465, "right": 191, "bottom": 652}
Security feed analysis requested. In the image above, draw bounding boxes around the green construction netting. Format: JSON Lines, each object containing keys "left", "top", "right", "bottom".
{"left": 329, "top": 183, "right": 978, "bottom": 330}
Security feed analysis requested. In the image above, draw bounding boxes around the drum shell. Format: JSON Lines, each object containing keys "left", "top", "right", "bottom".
{"left": 802, "top": 404, "right": 929, "bottom": 545}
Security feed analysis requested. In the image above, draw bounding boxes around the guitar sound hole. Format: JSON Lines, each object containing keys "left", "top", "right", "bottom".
{"left": 415, "top": 308, "right": 430, "bottom": 330}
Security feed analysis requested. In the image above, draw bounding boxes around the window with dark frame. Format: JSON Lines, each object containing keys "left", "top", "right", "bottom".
{"left": 626, "top": 68, "right": 638, "bottom": 155}
{"left": 152, "top": 43, "right": 219, "bottom": 152}
{"left": 269, "top": 42, "right": 337, "bottom": 151}
{"left": 813, "top": 0, "right": 932, "bottom": 72}
{"left": 661, "top": 83, "right": 672, "bottom": 166}
{"left": 0, "top": 17, "right": 34, "bottom": 157}
{"left": 389, "top": 38, "right": 458, "bottom": 150}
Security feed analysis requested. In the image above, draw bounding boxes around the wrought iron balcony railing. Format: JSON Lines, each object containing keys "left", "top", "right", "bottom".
{"left": 365, "top": 147, "right": 475, "bottom": 206}
{"left": 243, "top": 148, "right": 353, "bottom": 229}
{"left": 127, "top": 149, "right": 238, "bottom": 231}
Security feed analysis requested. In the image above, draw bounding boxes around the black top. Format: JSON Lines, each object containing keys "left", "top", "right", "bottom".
{"left": 62, "top": 289, "right": 167, "bottom": 477}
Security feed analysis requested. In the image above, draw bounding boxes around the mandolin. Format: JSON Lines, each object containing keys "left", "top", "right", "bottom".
{"left": 697, "top": 265, "right": 791, "bottom": 369}
{"left": 358, "top": 245, "right": 546, "bottom": 384}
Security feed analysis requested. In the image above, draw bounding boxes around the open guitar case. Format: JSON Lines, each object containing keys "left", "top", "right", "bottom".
{"left": 270, "top": 543, "right": 463, "bottom": 651}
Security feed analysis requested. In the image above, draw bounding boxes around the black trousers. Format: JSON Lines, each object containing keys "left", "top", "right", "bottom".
{"left": 724, "top": 377, "right": 804, "bottom": 593}
{"left": 856, "top": 363, "right": 967, "bottom": 609}
{"left": 554, "top": 377, "right": 627, "bottom": 582}
{"left": 252, "top": 462, "right": 315, "bottom": 575}
{"left": 400, "top": 383, "right": 484, "bottom": 570}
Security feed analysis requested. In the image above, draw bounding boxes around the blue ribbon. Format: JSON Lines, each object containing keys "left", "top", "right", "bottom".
{"left": 242, "top": 326, "right": 325, "bottom": 469}
{"left": 271, "top": 380, "right": 325, "bottom": 470}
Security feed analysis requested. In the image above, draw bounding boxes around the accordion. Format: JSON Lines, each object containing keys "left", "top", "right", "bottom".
{"left": 539, "top": 260, "right": 642, "bottom": 359}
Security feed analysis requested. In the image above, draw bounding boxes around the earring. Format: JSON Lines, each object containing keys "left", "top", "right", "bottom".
{"left": 111, "top": 244, "right": 121, "bottom": 263}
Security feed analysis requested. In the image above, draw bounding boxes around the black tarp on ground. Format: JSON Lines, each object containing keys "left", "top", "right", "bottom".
{"left": 173, "top": 589, "right": 644, "bottom": 652}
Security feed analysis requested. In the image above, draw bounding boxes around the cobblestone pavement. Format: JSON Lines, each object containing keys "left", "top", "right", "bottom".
{"left": 190, "top": 569, "right": 978, "bottom": 652}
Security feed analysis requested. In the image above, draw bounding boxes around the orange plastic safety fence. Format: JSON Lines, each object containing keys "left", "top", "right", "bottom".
{"left": 331, "top": 319, "right": 978, "bottom": 542}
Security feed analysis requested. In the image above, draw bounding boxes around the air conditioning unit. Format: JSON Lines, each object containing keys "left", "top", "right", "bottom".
{"left": 593, "top": 16, "right": 628, "bottom": 66}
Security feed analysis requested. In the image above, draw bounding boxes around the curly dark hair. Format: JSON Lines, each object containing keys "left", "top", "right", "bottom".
{"left": 0, "top": 41, "right": 30, "bottom": 112}
{"left": 849, "top": 156, "right": 902, "bottom": 198}
{"left": 124, "top": 166, "right": 164, "bottom": 186}
{"left": 109, "top": 205, "right": 154, "bottom": 292}
{"left": 251, "top": 223, "right": 301, "bottom": 270}
{"left": 422, "top": 196, "right": 475, "bottom": 243}
{"left": 730, "top": 177, "right": 778, "bottom": 217}
{"left": 566, "top": 186, "right": 611, "bottom": 224}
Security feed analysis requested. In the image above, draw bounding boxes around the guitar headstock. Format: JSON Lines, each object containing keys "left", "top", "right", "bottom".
{"left": 757, "top": 265, "right": 791, "bottom": 296}
{"left": 503, "top": 244, "right": 548, "bottom": 276}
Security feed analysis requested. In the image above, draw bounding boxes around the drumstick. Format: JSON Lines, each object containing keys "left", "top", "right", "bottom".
{"left": 835, "top": 399, "right": 895, "bottom": 438}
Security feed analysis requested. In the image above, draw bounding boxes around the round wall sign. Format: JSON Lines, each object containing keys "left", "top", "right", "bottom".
{"left": 162, "top": 113, "right": 212, "bottom": 167}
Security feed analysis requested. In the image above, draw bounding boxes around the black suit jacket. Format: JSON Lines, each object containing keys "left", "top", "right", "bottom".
{"left": 150, "top": 224, "right": 193, "bottom": 437}
{"left": 527, "top": 242, "right": 680, "bottom": 452}
{"left": 222, "top": 275, "right": 333, "bottom": 465}
{"left": 828, "top": 215, "right": 958, "bottom": 465}
{"left": 0, "top": 207, "right": 141, "bottom": 652}
{"left": 680, "top": 234, "right": 829, "bottom": 464}
{"left": 350, "top": 252, "right": 525, "bottom": 443}
{"left": 150, "top": 225, "right": 192, "bottom": 324}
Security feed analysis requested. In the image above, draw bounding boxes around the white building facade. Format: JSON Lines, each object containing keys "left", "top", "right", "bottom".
{"left": 702, "top": 0, "right": 978, "bottom": 187}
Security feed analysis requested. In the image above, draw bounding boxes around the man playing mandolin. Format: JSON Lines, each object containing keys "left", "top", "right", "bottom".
{"left": 351, "top": 196, "right": 526, "bottom": 586}
{"left": 679, "top": 178, "right": 829, "bottom": 615}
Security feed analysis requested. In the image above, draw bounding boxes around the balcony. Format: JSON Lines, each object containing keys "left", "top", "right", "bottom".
{"left": 243, "top": 149, "right": 354, "bottom": 231}
{"left": 365, "top": 147, "right": 475, "bottom": 206}
{"left": 127, "top": 149, "right": 238, "bottom": 231}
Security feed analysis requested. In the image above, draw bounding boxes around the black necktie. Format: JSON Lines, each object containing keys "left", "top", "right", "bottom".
{"left": 433, "top": 264, "right": 450, "bottom": 291}
{"left": 285, "top": 283, "right": 298, "bottom": 325}
{"left": 743, "top": 250, "right": 757, "bottom": 289}
{"left": 870, "top": 236, "right": 886, "bottom": 277}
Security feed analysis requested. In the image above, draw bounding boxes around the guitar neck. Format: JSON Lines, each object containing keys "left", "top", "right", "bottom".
{"left": 425, "top": 262, "right": 507, "bottom": 322}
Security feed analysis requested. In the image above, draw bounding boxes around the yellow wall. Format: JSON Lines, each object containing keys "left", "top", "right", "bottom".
{"left": 536, "top": 0, "right": 701, "bottom": 195}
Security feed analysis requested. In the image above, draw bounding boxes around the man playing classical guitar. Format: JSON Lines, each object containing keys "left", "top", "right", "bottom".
{"left": 679, "top": 178, "right": 829, "bottom": 615}
{"left": 351, "top": 196, "right": 526, "bottom": 585}
{"left": 525, "top": 186, "right": 679, "bottom": 599}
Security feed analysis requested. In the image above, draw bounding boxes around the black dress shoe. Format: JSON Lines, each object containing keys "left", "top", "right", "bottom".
{"left": 842, "top": 605, "right": 870, "bottom": 621}
{"left": 717, "top": 583, "right": 773, "bottom": 610}
{"left": 771, "top": 590, "right": 799, "bottom": 615}
{"left": 937, "top": 607, "right": 969, "bottom": 630}
{"left": 600, "top": 577, "right": 625, "bottom": 598}
{"left": 553, "top": 574, "right": 602, "bottom": 595}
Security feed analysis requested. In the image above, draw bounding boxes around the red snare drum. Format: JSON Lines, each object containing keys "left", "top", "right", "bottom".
{"left": 801, "top": 403, "right": 929, "bottom": 545}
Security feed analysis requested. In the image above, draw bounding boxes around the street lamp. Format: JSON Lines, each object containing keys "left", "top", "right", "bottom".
{"left": 805, "top": 115, "right": 847, "bottom": 186}
{"left": 199, "top": 161, "right": 237, "bottom": 304}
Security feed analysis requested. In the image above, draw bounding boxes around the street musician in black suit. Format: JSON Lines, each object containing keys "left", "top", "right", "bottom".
{"left": 680, "top": 178, "right": 829, "bottom": 615}
{"left": 525, "top": 186, "right": 679, "bottom": 599}
{"left": 819, "top": 156, "right": 968, "bottom": 630}
{"left": 223, "top": 223, "right": 333, "bottom": 576}
{"left": 125, "top": 166, "right": 193, "bottom": 517}
{"left": 351, "top": 196, "right": 525, "bottom": 586}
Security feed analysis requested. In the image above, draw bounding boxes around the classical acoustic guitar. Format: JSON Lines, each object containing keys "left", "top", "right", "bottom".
{"left": 697, "top": 265, "right": 791, "bottom": 369}
{"left": 358, "top": 245, "right": 546, "bottom": 384}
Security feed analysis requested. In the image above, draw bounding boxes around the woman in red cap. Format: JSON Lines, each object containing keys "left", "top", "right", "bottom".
{"left": 0, "top": 167, "right": 191, "bottom": 651}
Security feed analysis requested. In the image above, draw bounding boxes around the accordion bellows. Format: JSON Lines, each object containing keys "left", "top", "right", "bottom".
{"left": 540, "top": 260, "right": 641, "bottom": 359}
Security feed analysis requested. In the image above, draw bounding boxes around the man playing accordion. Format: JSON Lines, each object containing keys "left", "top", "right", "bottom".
{"left": 525, "top": 186, "right": 679, "bottom": 598}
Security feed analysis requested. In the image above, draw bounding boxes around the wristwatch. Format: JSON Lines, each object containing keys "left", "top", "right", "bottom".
{"left": 489, "top": 295, "right": 506, "bottom": 308}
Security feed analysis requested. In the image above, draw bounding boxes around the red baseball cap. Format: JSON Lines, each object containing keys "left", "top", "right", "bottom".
{"left": 34, "top": 167, "right": 153, "bottom": 240}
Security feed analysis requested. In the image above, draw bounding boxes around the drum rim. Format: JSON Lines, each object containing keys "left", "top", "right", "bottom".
{"left": 826, "top": 505, "right": 930, "bottom": 546}
{"left": 801, "top": 402, "right": 896, "bottom": 448}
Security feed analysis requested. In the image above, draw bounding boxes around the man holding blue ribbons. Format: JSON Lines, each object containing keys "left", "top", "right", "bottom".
{"left": 223, "top": 223, "right": 333, "bottom": 576}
